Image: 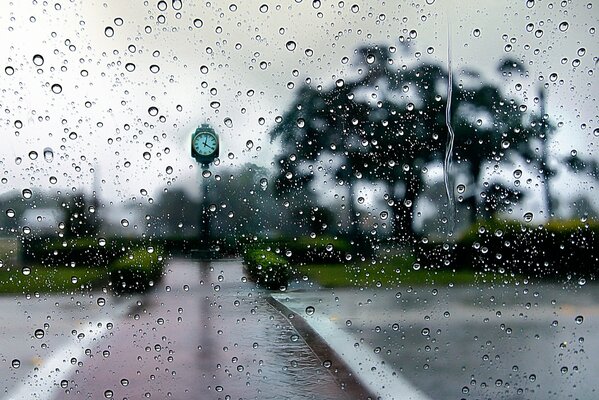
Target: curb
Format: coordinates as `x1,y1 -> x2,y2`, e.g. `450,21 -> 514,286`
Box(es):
266,295 -> 379,400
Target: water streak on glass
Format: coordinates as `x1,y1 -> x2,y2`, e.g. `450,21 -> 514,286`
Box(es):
444,20 -> 456,235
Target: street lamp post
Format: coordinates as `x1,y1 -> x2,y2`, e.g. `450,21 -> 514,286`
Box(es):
191,124 -> 220,252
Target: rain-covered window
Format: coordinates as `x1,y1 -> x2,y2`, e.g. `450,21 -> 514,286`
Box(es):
1,1 -> 597,399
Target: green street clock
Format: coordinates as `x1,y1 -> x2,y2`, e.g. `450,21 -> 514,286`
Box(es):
191,124 -> 219,165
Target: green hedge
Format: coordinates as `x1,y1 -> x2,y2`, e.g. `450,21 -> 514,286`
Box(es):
418,219 -> 599,278
245,236 -> 351,264
243,249 -> 290,290
110,246 -> 165,294
20,236 -> 144,267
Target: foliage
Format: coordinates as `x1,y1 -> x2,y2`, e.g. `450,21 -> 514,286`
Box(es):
109,247 -> 165,294
64,193 -> 100,238
270,45 -> 544,241
20,236 -> 144,267
243,248 -> 290,290
451,219 -> 599,278
0,266 -> 108,294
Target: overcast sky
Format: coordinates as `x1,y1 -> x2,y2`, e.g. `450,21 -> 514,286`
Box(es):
1,0 -> 597,215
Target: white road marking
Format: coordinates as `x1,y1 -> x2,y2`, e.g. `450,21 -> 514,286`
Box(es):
4,301 -> 132,400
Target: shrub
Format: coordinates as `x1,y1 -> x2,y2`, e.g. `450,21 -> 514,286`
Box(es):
418,219 -> 599,278
20,236 -> 143,267
246,236 -> 352,264
243,248 -> 290,290
110,246 -> 165,294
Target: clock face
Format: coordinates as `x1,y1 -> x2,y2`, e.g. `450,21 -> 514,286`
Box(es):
193,132 -> 218,156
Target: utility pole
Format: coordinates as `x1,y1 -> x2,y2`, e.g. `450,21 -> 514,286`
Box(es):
539,88 -> 554,218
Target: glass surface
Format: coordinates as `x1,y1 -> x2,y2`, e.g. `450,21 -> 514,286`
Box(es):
1,1 -> 597,399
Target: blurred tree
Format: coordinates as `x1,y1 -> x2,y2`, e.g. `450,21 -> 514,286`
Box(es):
63,192 -> 99,238
205,163 -> 291,239
480,182 -> 525,219
271,45 -> 539,242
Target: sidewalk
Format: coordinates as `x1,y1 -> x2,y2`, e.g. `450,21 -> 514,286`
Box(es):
59,258 -> 363,400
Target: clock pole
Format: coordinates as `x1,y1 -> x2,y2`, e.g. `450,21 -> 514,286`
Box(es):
191,124 -> 220,256
199,162 -> 211,246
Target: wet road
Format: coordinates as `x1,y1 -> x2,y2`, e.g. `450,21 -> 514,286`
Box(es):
1,259 -> 352,400
274,282 -> 599,400
3,258 -> 598,400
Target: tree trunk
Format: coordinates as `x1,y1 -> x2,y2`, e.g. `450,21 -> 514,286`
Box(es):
388,176 -> 420,244
347,181 -> 360,243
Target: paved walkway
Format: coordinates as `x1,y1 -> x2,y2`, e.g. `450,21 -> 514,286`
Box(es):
58,258 -> 358,400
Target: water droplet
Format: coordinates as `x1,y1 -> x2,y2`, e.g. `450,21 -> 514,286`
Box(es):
143,152 -> 151,160
6,209 -> 15,218
380,211 -> 388,220
49,176 -> 57,184
513,169 -> 522,179
575,315 -> 584,324
193,18 -> 203,28
166,166 -> 173,174
98,238 -> 106,247
32,54 -> 44,66
97,298 -> 105,306
473,29 -> 481,37
456,184 -> 466,194
69,131 -> 78,140
121,378 -> 129,386
286,41 -> 296,51
104,26 -> 114,37
28,151 -> 38,160
259,4 -> 268,13
114,17 -> 123,26
210,101 -> 220,109
43,147 -> 54,162
14,120 -> 23,129
125,63 -> 136,72
259,178 -> 268,190
51,83 -> 62,94
526,0 -> 535,8
366,54 -> 375,64
121,219 -> 129,227
11,359 -> 20,369
104,389 -> 113,399
351,4 -> 359,12
305,306 -> 315,315
421,328 -> 430,336
246,140 -> 254,149
224,117 -> 233,127
578,277 -> 586,286
523,212 -> 533,222
34,329 -> 45,339
22,189 -> 32,199
5,66 -> 15,75
149,64 -> 160,73
559,21 -> 569,32
594,128 -> 599,137
148,106 -> 159,116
